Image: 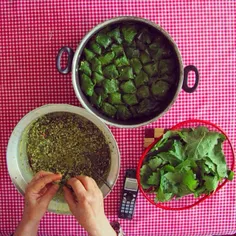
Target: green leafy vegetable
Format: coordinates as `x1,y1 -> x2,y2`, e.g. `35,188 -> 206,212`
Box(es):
148,41 -> 165,61
147,172 -> 160,186
203,175 -> 218,193
120,80 -> 137,94
79,23 -> 179,120
119,67 -> 134,81
156,171 -> 173,202
96,33 -> 112,49
148,157 -> 162,171
137,85 -> 150,99
137,98 -> 158,114
108,27 -> 122,44
111,44 -> 124,57
159,58 -> 176,76
125,47 -> 140,58
130,58 -> 142,75
134,70 -> 149,87
99,52 -> 115,66
140,51 -> 152,64
158,74 -> 176,84
140,164 -> 153,189
79,60 -> 91,76
116,105 -> 132,120
136,40 -> 147,50
81,74 -> 94,96
103,79 -> 119,94
108,92 -> 123,105
89,92 -> 102,107
121,25 -> 137,44
89,41 -> 102,55
129,105 -> 138,117
101,103 -> 117,117
92,72 -> 105,85
228,170 -> 234,180
84,48 -> 95,61
115,55 -> 129,67
95,87 -> 108,101
91,58 -> 103,74
140,126 -> 233,202
143,63 -> 158,77
151,81 -> 170,97
137,29 -> 152,44
182,169 -> 198,191
103,65 -> 119,79
122,94 -> 138,105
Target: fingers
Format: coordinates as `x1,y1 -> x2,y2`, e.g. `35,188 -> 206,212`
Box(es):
63,186 -> 76,209
41,184 -> 59,203
32,174 -> 62,192
76,176 -> 98,191
67,178 -> 86,200
32,171 -> 57,182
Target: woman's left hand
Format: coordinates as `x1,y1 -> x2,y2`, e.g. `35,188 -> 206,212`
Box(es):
14,171 -> 61,236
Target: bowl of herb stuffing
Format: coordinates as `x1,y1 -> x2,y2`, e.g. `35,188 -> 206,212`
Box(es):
7,104 -> 120,214
137,120 -> 234,210
56,16 -> 199,128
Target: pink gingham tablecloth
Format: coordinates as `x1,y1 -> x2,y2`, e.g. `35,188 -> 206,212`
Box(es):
0,1 -> 236,235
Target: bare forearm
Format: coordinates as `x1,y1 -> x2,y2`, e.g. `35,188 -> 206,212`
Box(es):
88,217 -> 116,236
14,217 -> 39,236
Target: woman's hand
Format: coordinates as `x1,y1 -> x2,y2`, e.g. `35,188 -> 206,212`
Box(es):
64,176 -> 116,236
14,171 -> 62,236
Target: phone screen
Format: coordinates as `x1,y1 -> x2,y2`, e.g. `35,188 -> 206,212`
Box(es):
124,178 -> 138,191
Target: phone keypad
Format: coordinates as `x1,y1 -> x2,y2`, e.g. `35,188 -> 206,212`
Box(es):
119,195 -> 137,219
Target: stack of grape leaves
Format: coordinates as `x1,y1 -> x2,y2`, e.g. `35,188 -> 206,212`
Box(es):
140,126 -> 234,202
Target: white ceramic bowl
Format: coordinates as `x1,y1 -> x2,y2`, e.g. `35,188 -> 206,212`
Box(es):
7,104 -> 120,214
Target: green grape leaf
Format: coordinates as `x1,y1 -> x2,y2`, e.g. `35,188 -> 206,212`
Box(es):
122,94 -> 138,106
84,48 -> 95,61
120,80 -> 137,94
134,70 -> 149,87
79,60 -> 92,76
115,55 -> 129,67
103,65 -> 119,79
108,92 -> 123,105
81,74 -> 94,96
130,58 -> 142,75
137,85 -> 150,99
119,66 -> 134,81
99,52 -> 115,66
101,103 -> 117,118
121,24 -> 138,44
103,79 -> 119,94
116,105 -> 132,120
96,33 -> 112,49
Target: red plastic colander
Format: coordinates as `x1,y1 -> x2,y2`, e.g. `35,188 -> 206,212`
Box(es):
137,119 -> 235,210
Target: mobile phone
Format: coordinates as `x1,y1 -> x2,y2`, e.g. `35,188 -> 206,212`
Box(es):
118,169 -> 138,220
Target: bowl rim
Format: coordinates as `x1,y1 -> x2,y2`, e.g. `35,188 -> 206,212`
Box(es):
72,16 -> 184,128
6,104 -> 120,214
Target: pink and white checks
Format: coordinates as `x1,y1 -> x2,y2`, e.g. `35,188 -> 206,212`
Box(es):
0,1 -> 235,235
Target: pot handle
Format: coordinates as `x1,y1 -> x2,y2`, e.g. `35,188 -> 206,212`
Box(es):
56,46 -> 74,74
183,65 -> 199,93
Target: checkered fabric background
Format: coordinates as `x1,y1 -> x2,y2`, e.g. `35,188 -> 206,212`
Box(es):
0,0 -> 236,235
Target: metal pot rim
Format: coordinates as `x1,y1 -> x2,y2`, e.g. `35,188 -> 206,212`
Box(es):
72,16 -> 184,128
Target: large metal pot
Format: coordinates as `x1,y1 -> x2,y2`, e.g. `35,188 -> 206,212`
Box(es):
56,16 -> 199,128
7,104 -> 120,214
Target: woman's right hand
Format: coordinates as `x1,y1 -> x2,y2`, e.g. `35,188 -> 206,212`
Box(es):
63,176 -> 116,236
